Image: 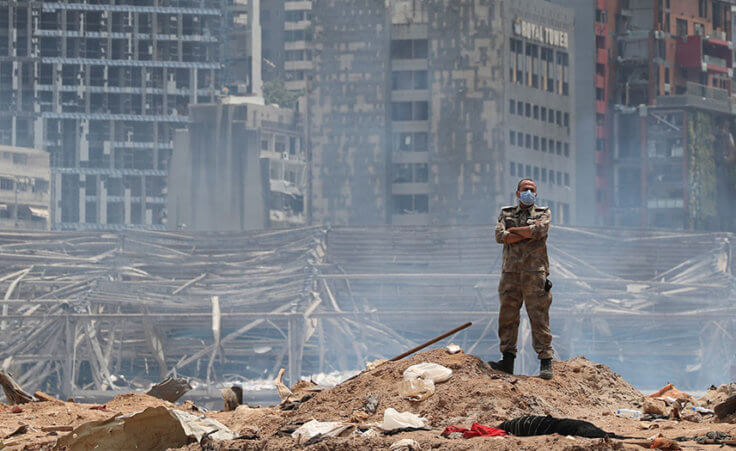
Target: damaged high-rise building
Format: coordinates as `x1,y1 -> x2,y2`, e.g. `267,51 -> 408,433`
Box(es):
308,0 -> 576,226
588,0 -> 736,230
0,1 -> 261,229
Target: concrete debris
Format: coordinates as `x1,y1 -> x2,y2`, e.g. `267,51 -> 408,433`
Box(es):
643,398 -> 667,416
1,349 -> 735,449
55,406 -> 237,450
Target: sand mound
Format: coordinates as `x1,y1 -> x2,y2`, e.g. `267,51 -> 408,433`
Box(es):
284,349 -> 642,427
105,393 -> 177,414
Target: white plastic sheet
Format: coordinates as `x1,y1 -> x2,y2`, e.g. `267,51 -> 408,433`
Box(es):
403,362 -> 452,383
380,408 -> 428,431
398,378 -> 435,401
291,419 -> 351,444
390,438 -> 422,450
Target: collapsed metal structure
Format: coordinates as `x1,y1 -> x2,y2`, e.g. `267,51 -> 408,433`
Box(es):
0,225 -> 734,401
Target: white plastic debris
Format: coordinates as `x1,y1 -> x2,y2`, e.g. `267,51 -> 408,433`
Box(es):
446,343 -> 462,354
366,358 -> 388,371
390,438 -> 422,450
360,428 -> 379,438
291,419 -> 351,444
398,378 -> 435,401
403,363 -> 452,383
380,408 -> 428,431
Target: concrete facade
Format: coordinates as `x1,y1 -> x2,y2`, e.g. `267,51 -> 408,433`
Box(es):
0,1 -> 260,230
504,0 -> 576,224
168,97 -> 305,231
0,145 -> 50,230
601,0 -> 736,230
309,0 -> 575,226
261,0 -> 313,91
549,0 -> 596,225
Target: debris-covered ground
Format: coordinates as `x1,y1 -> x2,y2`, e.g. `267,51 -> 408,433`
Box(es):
1,349 -> 735,450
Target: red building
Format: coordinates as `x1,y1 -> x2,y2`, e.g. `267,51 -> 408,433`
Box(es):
601,0 -> 736,230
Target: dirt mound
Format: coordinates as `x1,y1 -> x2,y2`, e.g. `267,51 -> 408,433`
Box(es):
105,393 -> 176,414
0,400 -> 111,448
283,349 -> 641,428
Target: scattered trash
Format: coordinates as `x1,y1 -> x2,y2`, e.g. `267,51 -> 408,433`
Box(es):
398,378 -> 435,401
403,363 -> 452,383
55,406 -> 237,451
615,408 -> 642,419
279,392 -> 315,411
675,431 -> 733,445
498,415 -> 621,438
34,391 -> 64,404
689,406 -> 713,415
291,419 -> 352,445
360,428 -> 379,438
145,377 -> 192,402
648,384 -> 693,401
441,423 -> 508,438
650,435 -> 682,450
446,344 -> 462,354
4,424 -> 28,439
89,405 -> 111,412
380,408 -> 428,431
41,426 -> 73,433
363,393 -> 379,415
366,359 -> 388,371
389,438 -> 421,450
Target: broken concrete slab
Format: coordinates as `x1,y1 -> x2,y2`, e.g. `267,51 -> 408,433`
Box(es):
54,406 -> 236,450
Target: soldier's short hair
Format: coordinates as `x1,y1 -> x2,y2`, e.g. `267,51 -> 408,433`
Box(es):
517,178 -> 536,191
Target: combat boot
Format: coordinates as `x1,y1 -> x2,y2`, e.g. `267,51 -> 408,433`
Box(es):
489,352 -> 515,374
539,358 -> 553,380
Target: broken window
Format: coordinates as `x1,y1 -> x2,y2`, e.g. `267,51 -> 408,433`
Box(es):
391,40 -> 413,59
676,18 -> 688,37
390,39 -> 428,59
392,194 -> 428,214
413,102 -> 428,120
391,102 -> 412,120
414,70 -> 428,89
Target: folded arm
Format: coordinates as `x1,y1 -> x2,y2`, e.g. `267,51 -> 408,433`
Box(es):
496,213 -> 530,244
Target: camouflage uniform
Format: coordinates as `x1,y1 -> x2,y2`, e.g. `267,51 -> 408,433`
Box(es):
494,204 -> 553,360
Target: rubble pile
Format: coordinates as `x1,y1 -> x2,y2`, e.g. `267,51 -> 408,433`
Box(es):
1,349 -> 735,450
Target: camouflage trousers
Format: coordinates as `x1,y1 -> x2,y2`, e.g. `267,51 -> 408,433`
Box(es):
497,271 -> 554,360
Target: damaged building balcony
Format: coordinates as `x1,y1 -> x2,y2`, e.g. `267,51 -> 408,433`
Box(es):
676,34 -> 733,76
656,81 -> 733,115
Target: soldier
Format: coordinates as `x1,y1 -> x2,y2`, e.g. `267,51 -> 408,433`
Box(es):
489,178 -> 554,380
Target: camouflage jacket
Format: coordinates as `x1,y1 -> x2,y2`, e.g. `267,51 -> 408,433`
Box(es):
494,204 -> 551,273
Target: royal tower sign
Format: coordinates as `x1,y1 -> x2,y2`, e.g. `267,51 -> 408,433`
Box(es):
513,17 -> 569,49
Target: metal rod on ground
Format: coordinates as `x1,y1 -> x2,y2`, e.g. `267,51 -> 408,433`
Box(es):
389,321 -> 473,361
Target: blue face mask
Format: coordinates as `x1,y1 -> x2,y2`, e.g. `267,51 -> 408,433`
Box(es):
519,190 -> 536,206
